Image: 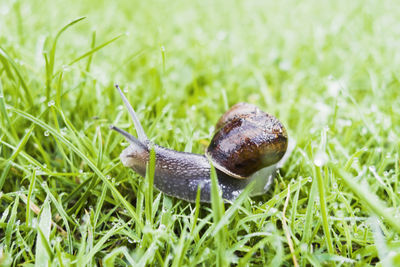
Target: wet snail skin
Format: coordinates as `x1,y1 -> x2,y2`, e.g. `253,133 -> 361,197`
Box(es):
111,85 -> 289,203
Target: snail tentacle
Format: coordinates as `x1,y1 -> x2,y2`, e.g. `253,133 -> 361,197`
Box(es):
115,84 -> 148,142
110,125 -> 140,144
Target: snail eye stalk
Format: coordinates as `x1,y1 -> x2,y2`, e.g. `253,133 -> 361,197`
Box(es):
114,84 -> 148,142
109,125 -> 147,149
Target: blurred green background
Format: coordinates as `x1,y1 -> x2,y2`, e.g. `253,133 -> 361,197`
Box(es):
2,0 -> 400,142
1,0 -> 400,265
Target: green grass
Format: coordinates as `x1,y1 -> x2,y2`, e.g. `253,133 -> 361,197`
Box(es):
1,0 -> 400,265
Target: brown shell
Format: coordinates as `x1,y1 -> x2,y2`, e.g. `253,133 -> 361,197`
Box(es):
206,103 -> 288,179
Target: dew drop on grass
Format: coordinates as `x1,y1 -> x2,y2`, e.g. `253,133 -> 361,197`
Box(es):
44,130 -> 50,136
369,166 -> 376,172
336,210 -> 344,217
314,151 -> 328,167
279,60 -> 292,71
360,127 -> 368,136
369,165 -> 386,186
61,127 -> 67,135
62,65 -> 71,72
300,243 -> 308,252
79,169 -> 83,174
327,80 -> 341,97
47,100 -> 55,107
307,177 -> 313,183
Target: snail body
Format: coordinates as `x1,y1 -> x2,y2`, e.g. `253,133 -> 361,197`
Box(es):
111,85 -> 288,203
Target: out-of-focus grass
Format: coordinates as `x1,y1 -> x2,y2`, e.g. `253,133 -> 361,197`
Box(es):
1,0 -> 400,265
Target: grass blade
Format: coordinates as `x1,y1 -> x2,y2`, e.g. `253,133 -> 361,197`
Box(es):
0,124 -> 34,190
0,80 -> 17,140
35,198 -> 52,266
210,163 -> 228,267
26,169 -> 37,227
45,16 -> 86,99
0,47 -> 33,105
84,223 -> 124,265
315,165 -> 334,254
145,146 -> 156,224
41,182 -> 74,253
5,194 -> 19,251
66,34 -> 124,66
103,247 -> 136,266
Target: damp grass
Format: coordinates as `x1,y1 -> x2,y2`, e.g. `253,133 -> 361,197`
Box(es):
1,0 -> 400,266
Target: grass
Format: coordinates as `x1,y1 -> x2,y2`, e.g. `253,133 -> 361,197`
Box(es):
0,0 -> 400,265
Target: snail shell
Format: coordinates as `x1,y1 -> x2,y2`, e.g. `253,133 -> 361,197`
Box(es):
111,85 -> 288,203
207,102 -> 288,179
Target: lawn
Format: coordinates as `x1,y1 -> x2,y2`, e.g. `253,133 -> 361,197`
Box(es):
1,0 -> 400,266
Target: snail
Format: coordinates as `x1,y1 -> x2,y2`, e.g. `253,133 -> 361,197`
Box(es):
110,85 -> 289,203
